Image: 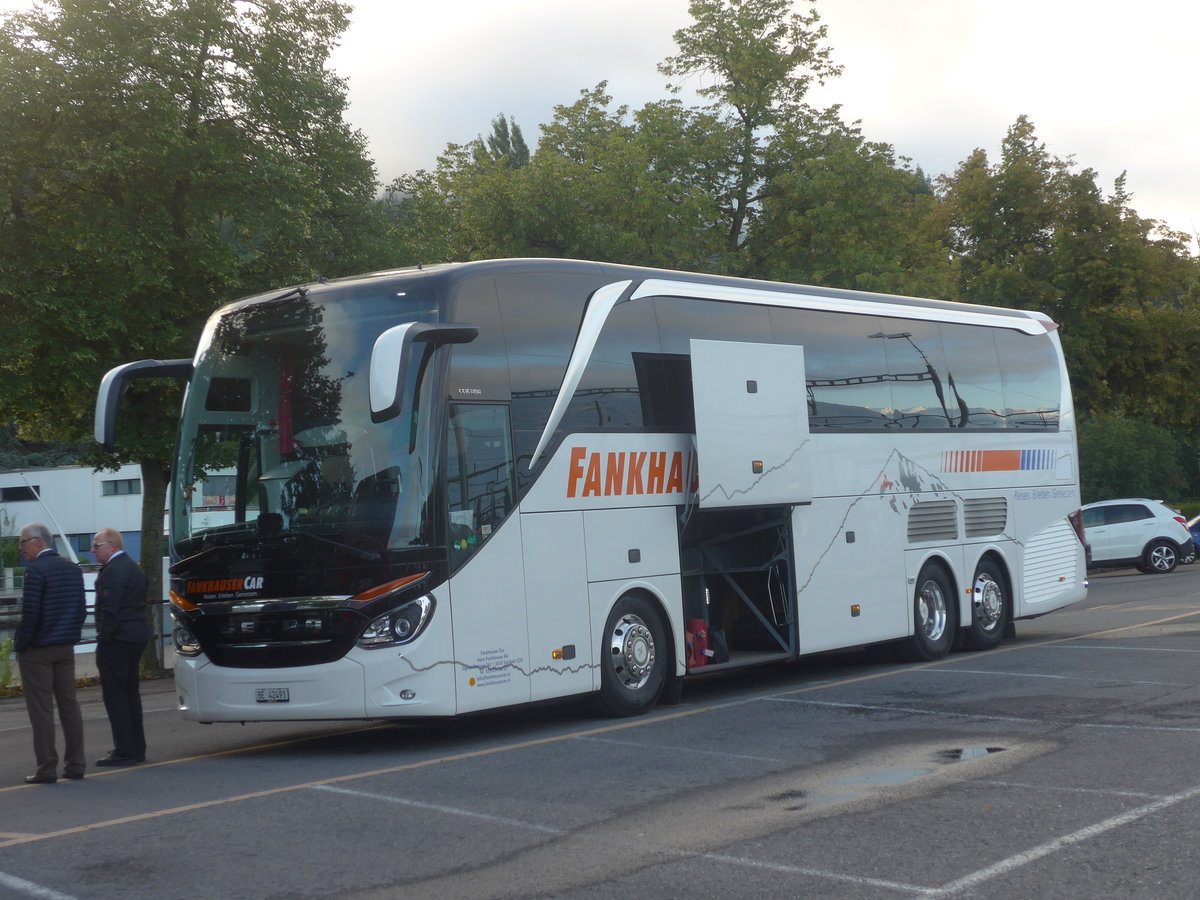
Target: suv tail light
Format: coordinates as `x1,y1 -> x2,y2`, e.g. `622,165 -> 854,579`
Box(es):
1174,515 -> 1187,527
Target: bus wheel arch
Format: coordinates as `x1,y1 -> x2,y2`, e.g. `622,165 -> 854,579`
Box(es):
964,553 -> 1011,651
897,559 -> 957,662
591,590 -> 672,717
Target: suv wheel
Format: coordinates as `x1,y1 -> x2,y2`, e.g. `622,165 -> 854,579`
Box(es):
1139,539 -> 1179,574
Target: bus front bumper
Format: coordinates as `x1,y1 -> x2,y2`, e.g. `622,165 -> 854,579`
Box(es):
173,646 -> 458,721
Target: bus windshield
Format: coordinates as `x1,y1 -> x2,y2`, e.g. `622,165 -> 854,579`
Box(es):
172,285 -> 440,586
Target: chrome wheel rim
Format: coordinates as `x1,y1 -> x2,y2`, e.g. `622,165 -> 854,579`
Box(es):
608,614 -> 655,690
917,579 -> 948,641
973,573 -> 1004,633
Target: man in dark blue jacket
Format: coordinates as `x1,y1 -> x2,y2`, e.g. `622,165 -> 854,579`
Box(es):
92,528 -> 150,766
16,522 -> 87,784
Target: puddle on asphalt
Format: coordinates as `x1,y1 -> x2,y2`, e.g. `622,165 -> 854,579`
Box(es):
832,767 -> 933,787
939,747 -> 1006,762
806,792 -> 858,808
781,747 -> 1009,809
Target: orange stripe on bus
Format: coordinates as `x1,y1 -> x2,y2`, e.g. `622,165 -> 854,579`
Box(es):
980,450 -> 1022,471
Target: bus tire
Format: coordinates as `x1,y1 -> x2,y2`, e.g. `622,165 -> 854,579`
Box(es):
592,594 -> 668,717
964,559 -> 1009,651
897,563 -> 956,662
659,674 -> 684,706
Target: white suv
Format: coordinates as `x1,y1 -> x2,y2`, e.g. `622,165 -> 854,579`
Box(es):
1081,498 -> 1192,574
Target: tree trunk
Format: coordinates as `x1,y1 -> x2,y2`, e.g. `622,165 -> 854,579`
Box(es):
138,458 -> 171,675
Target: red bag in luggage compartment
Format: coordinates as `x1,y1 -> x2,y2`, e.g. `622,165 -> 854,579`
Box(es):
685,618 -> 711,668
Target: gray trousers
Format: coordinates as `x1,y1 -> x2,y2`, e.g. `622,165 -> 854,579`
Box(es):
18,643 -> 86,779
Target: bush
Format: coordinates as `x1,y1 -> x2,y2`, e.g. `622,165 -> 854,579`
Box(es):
0,637 -> 12,692
1,537 -> 17,569
1078,414 -> 1187,504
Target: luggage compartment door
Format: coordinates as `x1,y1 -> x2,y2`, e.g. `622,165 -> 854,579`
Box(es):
691,339 -> 811,508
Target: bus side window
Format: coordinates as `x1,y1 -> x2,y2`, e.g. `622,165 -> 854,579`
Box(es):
447,404 -> 515,566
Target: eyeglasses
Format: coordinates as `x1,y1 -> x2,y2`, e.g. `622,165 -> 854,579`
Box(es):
18,537 -> 37,545
91,541 -> 113,550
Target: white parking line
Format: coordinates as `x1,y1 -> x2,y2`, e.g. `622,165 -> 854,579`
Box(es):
976,780 -> 1159,800
577,735 -> 785,763
311,784 -> 564,834
0,705 -> 178,735
767,696 -> 1045,725
1055,644 -> 1200,654
0,870 -> 78,900
914,667 -> 1187,686
698,852 -> 926,894
1077,721 -> 1200,734
925,783 -> 1200,896
917,668 -> 1077,680
771,697 -> 1200,733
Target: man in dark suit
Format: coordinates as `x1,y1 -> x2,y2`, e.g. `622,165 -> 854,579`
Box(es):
15,522 -> 87,784
92,528 -> 150,767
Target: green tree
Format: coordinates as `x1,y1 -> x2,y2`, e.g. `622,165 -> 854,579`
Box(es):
936,116 -> 1200,442
1078,414 -> 1187,503
0,426 -> 82,471
658,0 -> 841,258
0,0 -> 387,665
387,89 -> 727,269
938,116 -> 1062,311
484,114 -> 531,168
518,87 -> 727,267
751,110 -> 957,296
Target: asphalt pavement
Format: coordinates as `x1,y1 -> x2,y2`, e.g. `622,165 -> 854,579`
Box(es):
4,565 -> 1200,898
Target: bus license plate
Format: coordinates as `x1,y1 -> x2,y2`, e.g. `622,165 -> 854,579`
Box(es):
255,687 -> 290,703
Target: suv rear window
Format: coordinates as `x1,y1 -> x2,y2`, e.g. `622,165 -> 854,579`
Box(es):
1107,504 -> 1151,524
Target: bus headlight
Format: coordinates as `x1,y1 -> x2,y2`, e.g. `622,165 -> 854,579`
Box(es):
173,622 -> 202,657
358,595 -> 435,649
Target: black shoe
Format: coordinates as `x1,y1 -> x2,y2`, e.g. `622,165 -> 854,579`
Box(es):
63,771 -> 85,780
24,774 -> 56,784
95,753 -> 137,767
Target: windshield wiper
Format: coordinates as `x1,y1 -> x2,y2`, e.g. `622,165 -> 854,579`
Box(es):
287,530 -> 380,561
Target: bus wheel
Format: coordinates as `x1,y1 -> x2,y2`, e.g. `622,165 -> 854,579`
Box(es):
897,564 -> 956,662
592,594 -> 667,717
964,561 -> 1009,651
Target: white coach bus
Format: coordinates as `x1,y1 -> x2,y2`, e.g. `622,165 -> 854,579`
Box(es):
95,259 -> 1087,721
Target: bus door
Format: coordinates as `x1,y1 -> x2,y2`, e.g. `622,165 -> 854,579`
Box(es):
444,403 -> 531,713
690,339 -> 811,509
687,339 -> 810,660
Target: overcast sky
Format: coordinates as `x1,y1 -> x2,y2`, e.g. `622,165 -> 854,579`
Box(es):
3,0 -> 1195,243
329,0 -> 1198,244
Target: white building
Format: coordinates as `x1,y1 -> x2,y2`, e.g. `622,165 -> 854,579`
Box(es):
1,463 -> 147,564
1,463 -> 181,669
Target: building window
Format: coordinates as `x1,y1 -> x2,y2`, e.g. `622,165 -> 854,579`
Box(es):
102,478 -> 141,497
196,474 -> 236,509
1,486 -> 39,502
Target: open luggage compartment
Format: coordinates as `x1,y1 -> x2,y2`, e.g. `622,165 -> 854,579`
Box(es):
679,506 -> 795,671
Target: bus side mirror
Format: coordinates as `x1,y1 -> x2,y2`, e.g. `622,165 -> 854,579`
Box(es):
369,323 -> 478,424
95,359 -> 194,451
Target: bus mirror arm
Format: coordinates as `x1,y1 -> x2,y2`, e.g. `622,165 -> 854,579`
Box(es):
370,323 -> 479,425
94,358 -> 194,451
